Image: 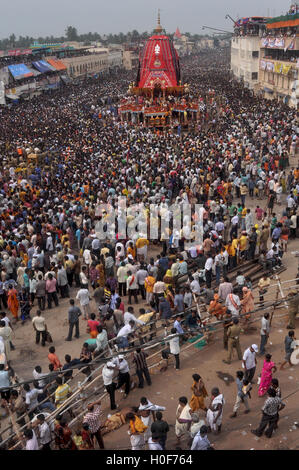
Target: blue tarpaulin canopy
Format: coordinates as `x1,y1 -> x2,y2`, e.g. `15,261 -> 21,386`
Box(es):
32,60 -> 56,73
8,64 -> 34,79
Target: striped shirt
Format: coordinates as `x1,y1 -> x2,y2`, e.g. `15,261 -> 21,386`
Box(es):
55,383 -> 70,406
133,351 -> 148,370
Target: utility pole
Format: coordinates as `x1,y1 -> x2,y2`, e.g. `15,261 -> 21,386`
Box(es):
225,14 -> 238,27
202,26 -> 232,34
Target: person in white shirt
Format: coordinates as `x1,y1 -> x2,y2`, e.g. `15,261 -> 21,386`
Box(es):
24,428 -> 39,450
191,425 -> 213,450
124,307 -> 145,326
115,355 -> 131,398
79,267 -> 89,288
91,237 -> 100,254
76,288 -> 91,319
162,328 -> 180,370
287,195 -> 296,209
24,383 -> 44,420
231,215 -> 239,226
46,234 -> 54,252
83,249 -> 92,267
126,271 -> 139,305
171,259 -> 180,277
188,246 -> 198,259
204,256 -> 214,288
148,435 -> 163,450
93,326 -> 108,356
290,213 -> 297,238
32,366 -> 47,388
117,321 -> 135,349
268,179 -> 275,192
242,344 -> 258,383
260,312 -> 270,355
275,184 -> 282,205
34,414 -> 52,450
190,277 -> 201,295
136,266 -> 148,300
44,267 -> 57,281
117,262 -> 128,297
102,361 -> 118,410
225,290 -> 241,317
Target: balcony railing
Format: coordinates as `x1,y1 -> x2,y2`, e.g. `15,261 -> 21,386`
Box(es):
260,57 -> 296,75
260,35 -> 299,50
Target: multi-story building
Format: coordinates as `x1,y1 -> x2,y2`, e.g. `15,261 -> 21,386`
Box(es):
230,17 -> 268,90
196,38 -> 214,50
62,49 -> 108,78
108,46 -> 123,70
258,11 -> 299,107
123,49 -> 139,70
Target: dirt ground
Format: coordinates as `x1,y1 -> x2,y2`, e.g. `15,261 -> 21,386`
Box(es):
3,155 -> 299,450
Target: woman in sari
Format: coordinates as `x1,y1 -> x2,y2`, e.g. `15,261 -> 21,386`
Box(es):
281,172 -> 287,193
241,287 -> 254,329
165,285 -> 175,309
163,269 -> 173,291
258,354 -> 277,397
189,374 -> 208,412
89,263 -> 100,289
175,396 -> 192,446
96,259 -> 106,288
206,387 -> 225,434
7,285 -> 19,322
54,418 -> 77,450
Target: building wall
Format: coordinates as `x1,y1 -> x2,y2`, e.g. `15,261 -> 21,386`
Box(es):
258,56 -> 298,108
108,49 -> 123,69
197,38 -> 214,49
231,36 -> 261,89
62,52 -> 108,77
123,50 -> 139,70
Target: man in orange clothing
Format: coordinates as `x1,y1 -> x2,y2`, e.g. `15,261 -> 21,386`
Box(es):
144,272 -> 156,305
208,294 -> 227,319
48,346 -> 62,370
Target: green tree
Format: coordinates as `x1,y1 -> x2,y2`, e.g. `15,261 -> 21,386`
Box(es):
9,33 -> 16,46
65,26 -> 78,41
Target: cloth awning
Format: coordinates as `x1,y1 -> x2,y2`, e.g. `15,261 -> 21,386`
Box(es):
5,93 -> 20,100
8,64 -> 34,79
46,58 -> 67,71
32,60 -> 56,73
27,67 -> 41,77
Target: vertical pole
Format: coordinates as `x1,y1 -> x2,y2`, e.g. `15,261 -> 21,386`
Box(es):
269,280 -> 280,327
276,275 -> 289,310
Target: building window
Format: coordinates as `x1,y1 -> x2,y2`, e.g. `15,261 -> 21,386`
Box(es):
252,72 -> 258,80
252,51 -> 259,58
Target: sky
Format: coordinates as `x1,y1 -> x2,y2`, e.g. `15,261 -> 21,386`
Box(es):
0,0 -> 291,39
